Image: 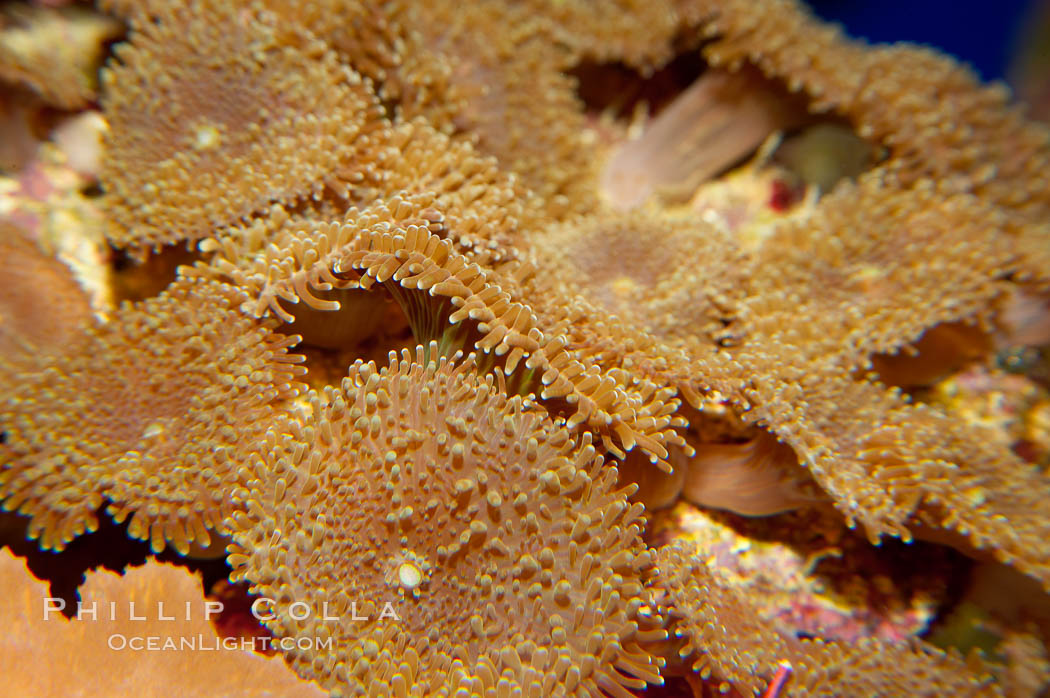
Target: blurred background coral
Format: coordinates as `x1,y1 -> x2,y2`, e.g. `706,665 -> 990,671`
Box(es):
810,0 -> 1050,119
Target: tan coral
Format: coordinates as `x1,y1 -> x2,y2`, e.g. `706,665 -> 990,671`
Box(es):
0,549 -> 325,697
515,207 -> 747,464
361,1 -> 600,216
682,0 -> 1050,294
259,0 -> 404,90
6,0 -> 1050,693
195,193 -> 685,467
226,346 -> 665,697
680,175 -> 1050,585
656,541 -> 1000,697
0,277 -> 305,554
329,214 -> 687,465
0,222 -> 93,362
198,113 -> 535,278
505,0 -> 688,70
238,0 -> 600,217
524,207 -> 747,348
0,4 -> 122,109
518,157 -> 1050,585
680,431 -> 823,517
691,0 -> 1050,222
339,117 -> 536,258
518,216 -> 824,515
724,176 -> 1019,371
259,0 -> 459,135
99,0 -> 385,249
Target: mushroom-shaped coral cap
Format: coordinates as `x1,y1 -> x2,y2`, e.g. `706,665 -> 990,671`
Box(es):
0,222 -> 93,362
0,4 -> 122,109
525,208 -> 745,346
0,277 -> 306,554
99,0 -> 382,249
655,541 -> 1001,697
227,345 -> 665,697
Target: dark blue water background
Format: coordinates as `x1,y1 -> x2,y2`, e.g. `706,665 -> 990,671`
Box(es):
806,0 -> 1036,80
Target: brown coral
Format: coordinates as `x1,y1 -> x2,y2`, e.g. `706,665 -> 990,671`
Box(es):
519,153 -> 1050,584
99,0 -> 384,249
0,221 -> 93,363
692,0 -> 1050,222
4,0 -> 1050,694
523,207 -> 746,348
656,541 -> 999,696
0,4 -> 121,109
196,193 -> 686,467
0,277 -> 305,553
227,346 -> 664,696
372,1 -> 598,215
689,176 -> 1050,584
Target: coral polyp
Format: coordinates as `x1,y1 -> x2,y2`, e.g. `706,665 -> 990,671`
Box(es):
0,0 -> 1048,695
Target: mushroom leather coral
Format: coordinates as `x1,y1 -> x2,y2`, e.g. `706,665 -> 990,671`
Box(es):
99,0 -> 385,249
196,194 -> 686,469
516,172 -> 1050,585
0,222 -> 93,363
693,176 -> 1050,583
692,0 -> 1050,222
227,346 -> 665,697
3,0 -> 1050,695
0,4 -> 121,109
656,541 -> 1000,696
0,278 -> 306,554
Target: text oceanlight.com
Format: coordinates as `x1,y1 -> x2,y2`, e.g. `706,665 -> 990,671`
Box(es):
106,634 -> 334,652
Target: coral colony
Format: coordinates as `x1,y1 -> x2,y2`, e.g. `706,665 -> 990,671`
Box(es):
1,0 -> 1049,696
